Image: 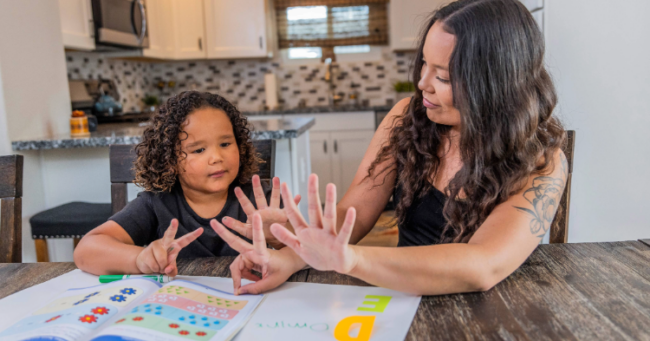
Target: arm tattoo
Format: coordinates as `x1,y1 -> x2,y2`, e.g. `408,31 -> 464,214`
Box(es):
514,154 -> 568,240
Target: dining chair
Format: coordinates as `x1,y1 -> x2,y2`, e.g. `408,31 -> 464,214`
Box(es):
0,155 -> 23,263
110,139 -> 277,214
550,130 -> 575,244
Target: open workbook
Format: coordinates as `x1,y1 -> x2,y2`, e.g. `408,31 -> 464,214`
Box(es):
0,278 -> 264,341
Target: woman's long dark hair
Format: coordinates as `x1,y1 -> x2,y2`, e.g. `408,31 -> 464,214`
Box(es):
368,0 -> 565,243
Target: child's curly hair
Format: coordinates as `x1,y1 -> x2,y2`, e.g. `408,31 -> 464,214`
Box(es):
134,91 -> 260,192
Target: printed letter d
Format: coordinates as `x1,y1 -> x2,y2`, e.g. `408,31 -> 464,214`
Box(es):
334,315 -> 376,341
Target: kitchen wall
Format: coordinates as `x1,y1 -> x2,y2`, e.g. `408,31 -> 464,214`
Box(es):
0,0 -> 72,262
65,47 -> 416,113
65,53 -> 150,113
546,0 -> 650,242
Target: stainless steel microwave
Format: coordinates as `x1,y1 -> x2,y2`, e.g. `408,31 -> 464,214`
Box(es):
92,0 -> 149,49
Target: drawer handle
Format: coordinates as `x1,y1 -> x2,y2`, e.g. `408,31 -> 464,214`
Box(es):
323,141 -> 327,153
334,140 -> 338,153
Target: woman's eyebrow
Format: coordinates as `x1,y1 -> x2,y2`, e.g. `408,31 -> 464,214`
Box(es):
422,56 -> 448,71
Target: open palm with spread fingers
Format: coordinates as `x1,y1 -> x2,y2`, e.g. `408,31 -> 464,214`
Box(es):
135,219 -> 203,277
211,213 -> 304,295
270,174 -> 359,274
221,175 -> 300,249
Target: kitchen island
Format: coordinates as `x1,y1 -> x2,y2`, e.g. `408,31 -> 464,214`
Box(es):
12,117 -> 314,262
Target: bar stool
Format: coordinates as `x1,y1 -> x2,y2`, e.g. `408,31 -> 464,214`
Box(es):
30,202 -> 112,262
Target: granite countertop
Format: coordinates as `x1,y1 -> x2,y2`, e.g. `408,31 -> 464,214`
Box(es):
244,105 -> 392,116
12,117 -> 315,151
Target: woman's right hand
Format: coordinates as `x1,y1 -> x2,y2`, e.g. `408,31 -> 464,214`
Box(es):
135,219 -> 203,277
211,213 -> 306,295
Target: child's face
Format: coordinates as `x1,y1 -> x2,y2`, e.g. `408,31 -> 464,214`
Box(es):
177,107 -> 240,195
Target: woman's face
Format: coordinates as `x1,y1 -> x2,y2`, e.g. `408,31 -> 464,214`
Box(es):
177,107 -> 240,195
418,21 -> 461,129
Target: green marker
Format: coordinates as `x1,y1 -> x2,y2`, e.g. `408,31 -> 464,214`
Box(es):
99,274 -> 174,284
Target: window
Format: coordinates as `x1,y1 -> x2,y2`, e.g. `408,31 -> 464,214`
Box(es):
288,47 -> 323,59
287,45 -> 371,60
275,0 -> 388,51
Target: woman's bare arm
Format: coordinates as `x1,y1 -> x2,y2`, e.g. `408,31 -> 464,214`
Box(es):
335,97 -> 410,243
346,150 -> 569,295
273,147 -> 568,295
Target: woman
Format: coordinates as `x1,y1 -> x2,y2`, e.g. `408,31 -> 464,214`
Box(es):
211,0 -> 567,295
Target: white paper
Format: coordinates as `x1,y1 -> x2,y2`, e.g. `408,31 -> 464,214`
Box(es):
0,270 -> 421,341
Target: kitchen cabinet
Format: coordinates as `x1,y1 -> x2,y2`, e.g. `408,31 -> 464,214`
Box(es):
390,0 -> 449,51
330,130 -> 376,199
58,0 -> 95,51
142,0 -> 205,60
390,0 -> 543,51
531,9 -> 544,33
170,0 -> 207,59
520,0 -> 543,11
309,131 -> 335,201
293,112 -> 375,202
142,0 -> 175,59
203,0 -> 274,59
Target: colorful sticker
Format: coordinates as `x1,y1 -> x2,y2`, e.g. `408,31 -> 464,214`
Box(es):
156,286 -> 247,310
0,304 -> 118,337
129,303 -> 228,331
35,286 -> 144,315
115,314 -> 216,340
145,294 -> 239,320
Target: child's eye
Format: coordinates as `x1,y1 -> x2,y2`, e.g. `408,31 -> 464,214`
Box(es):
192,148 -> 205,154
220,143 -> 231,148
436,76 -> 450,84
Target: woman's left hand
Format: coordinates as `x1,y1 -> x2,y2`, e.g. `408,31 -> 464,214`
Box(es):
270,174 -> 359,274
211,213 -> 305,295
222,175 -> 300,250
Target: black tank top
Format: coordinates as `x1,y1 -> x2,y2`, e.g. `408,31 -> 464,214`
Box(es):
394,184 -> 448,246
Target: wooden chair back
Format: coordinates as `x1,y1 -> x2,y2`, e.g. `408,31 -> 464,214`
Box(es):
109,139 -> 276,214
550,130 -> 575,244
0,155 -> 23,263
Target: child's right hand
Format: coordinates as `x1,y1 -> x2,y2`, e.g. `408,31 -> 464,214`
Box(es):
135,219 -> 203,277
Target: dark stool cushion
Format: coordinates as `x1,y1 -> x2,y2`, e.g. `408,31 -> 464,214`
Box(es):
30,202 -> 112,239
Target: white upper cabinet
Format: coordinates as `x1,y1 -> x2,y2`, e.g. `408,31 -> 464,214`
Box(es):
142,0 -> 175,59
203,0 -> 272,59
390,0 -> 450,51
520,0 -> 544,12
170,0 -> 207,59
58,0 -> 95,51
531,9 -> 544,33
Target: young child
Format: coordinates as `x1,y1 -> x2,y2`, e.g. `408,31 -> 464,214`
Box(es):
74,91 -> 293,277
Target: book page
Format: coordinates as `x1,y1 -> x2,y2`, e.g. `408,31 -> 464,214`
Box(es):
0,278 -> 162,341
90,280 -> 264,341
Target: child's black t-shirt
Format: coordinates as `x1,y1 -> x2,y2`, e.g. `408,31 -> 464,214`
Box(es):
109,180 -> 271,258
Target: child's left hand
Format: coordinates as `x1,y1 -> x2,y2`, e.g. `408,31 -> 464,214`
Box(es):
222,175 -> 300,249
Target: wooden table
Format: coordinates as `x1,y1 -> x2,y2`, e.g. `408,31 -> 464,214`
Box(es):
1,241 -> 649,340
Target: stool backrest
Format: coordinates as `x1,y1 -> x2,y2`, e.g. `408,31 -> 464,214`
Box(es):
109,139 -> 276,215
550,130 -> 575,244
0,155 -> 23,263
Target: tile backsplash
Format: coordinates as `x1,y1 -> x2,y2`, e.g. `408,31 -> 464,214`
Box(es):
65,47 -> 416,113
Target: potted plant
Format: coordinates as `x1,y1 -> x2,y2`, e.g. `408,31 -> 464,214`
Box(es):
393,81 -> 416,102
141,94 -> 160,114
